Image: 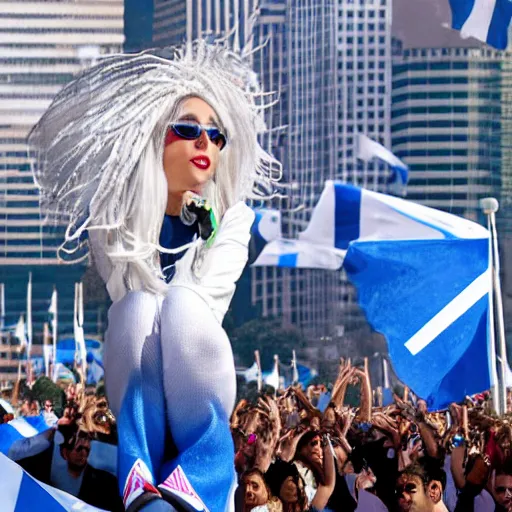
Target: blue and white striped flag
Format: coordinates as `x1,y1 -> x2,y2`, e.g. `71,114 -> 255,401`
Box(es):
0,453 -> 107,512
254,181 -> 491,409
0,416 -> 50,456
357,133 -> 409,196
449,0 -> 512,50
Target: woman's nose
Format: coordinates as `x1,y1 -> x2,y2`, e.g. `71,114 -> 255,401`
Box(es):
195,130 -> 208,149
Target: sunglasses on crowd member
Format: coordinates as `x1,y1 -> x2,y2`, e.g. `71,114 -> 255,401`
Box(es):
169,122 -> 227,151
496,486 -> 512,495
395,482 -> 419,497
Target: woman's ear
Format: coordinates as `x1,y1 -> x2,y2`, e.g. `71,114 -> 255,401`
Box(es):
427,480 -> 442,504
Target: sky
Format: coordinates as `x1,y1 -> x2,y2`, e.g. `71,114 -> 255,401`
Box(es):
392,0 -> 481,49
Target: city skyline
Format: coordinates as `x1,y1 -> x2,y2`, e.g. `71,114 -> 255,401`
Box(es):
0,0 -> 510,349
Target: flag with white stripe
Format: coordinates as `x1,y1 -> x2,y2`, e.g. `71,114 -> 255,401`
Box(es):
0,453 -> 107,512
449,0 -> 512,50
253,181 -> 491,409
0,417 -> 50,456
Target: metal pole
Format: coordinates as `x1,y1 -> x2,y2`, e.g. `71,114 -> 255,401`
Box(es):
481,198 -> 501,415
490,210 -> 509,414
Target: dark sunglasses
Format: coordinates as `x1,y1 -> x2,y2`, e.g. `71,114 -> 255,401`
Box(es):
395,483 -> 418,497
170,122 -> 227,150
496,486 -> 512,494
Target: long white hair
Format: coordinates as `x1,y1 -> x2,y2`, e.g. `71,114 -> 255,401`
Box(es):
29,41 -> 281,301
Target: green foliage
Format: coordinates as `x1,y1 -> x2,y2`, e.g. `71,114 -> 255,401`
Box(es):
230,317 -> 307,370
31,377 -> 66,416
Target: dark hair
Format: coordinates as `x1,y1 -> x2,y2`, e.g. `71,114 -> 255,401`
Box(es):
265,459 -> 308,511
398,463 -> 429,488
296,430 -> 321,455
496,457 -> 512,478
59,424 -> 91,451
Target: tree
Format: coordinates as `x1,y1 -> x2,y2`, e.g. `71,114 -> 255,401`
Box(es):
230,317 -> 307,370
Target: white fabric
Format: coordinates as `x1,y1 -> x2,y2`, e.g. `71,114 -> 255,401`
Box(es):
460,0 -> 497,41
170,202 -> 254,323
357,133 -> 407,169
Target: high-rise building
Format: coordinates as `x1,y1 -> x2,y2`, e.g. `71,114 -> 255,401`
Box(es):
250,0 -> 393,338
125,0 -> 393,339
391,43 -> 512,344
153,0 -> 259,50
0,1 -> 124,341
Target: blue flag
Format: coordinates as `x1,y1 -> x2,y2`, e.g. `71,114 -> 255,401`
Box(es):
449,0 -> 512,50
253,182 -> 492,410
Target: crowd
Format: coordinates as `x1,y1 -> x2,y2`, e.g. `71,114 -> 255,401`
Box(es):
231,359 -> 512,512
2,359 -> 512,512
0,377 -> 123,511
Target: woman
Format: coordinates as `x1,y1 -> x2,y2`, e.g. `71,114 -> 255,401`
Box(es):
29,41 -> 280,512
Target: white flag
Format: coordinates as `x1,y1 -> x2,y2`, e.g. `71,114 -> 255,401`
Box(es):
48,289 -> 57,316
14,315 -> 27,347
265,355 -> 280,391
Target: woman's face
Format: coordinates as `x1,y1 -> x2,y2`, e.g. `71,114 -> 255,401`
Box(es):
280,476 -> 301,504
163,97 -> 223,204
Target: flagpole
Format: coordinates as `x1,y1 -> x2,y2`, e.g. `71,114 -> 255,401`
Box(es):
26,272 -> 32,362
487,200 -> 508,414
254,350 -> 262,392
51,286 -> 58,381
43,322 -> 50,378
480,198 -> 501,415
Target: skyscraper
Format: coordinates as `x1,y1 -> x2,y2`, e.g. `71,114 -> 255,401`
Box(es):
125,0 -> 393,339
0,1 -> 124,337
153,0 -> 259,50
391,43 -> 512,344
251,0 -> 393,338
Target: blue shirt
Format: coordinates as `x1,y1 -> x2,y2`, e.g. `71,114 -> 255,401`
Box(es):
159,215 -> 198,283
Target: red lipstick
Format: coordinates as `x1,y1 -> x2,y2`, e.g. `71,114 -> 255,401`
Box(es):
190,155 -> 211,170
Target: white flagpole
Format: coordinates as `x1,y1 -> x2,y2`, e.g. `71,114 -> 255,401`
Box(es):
74,283 -> 79,371
488,201 -> 509,413
255,350 -> 262,392
480,198 -> 501,415
383,356 -> 390,389
292,350 -> 299,385
43,322 -> 50,378
50,287 -> 58,381
26,272 -> 32,361
78,282 -> 86,377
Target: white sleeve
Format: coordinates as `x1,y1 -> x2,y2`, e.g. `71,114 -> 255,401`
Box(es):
170,201 -> 255,323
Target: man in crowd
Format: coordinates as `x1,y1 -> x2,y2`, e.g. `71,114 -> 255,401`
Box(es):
16,423 -> 123,511
395,464 -> 446,512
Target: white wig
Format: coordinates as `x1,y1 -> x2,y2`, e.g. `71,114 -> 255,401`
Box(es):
29,40 -> 281,300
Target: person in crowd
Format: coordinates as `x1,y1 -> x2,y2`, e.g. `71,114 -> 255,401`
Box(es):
243,468 -> 282,512
395,463 -> 445,512
42,398 -> 59,427
15,423 -> 123,511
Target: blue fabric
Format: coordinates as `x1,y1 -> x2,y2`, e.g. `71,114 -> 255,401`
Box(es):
15,473 -> 67,512
487,0 -> 512,49
449,0 -> 512,50
449,0 -> 475,29
0,416 -> 50,456
159,215 -> 197,282
278,253 -> 298,267
344,237 -> 490,410
160,401 -> 235,512
334,184 -> 361,250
